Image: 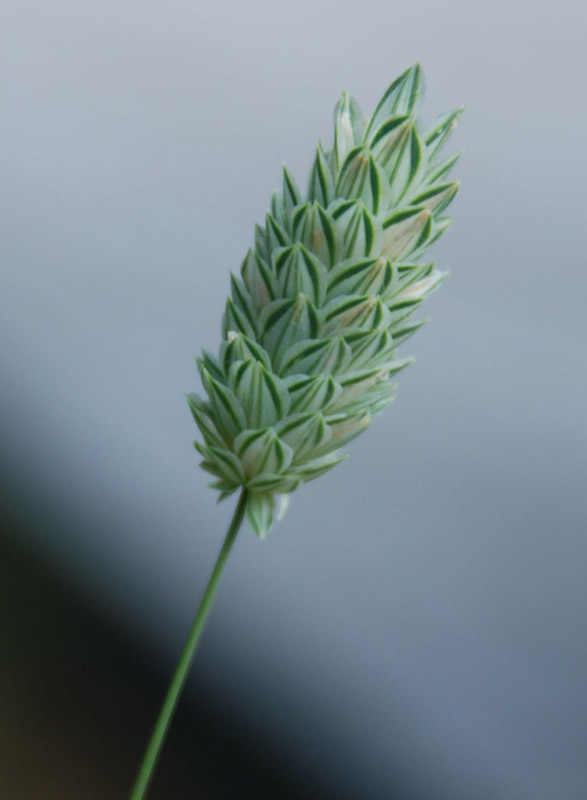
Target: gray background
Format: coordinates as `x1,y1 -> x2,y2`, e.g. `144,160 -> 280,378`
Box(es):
2,1 -> 586,798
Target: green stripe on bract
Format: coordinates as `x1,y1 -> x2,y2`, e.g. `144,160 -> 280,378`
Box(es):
289,452 -> 348,481
334,92 -> 365,171
246,492 -> 275,538
220,332 -> 272,375
365,64 -> 425,141
201,369 -> 247,443
194,442 -> 244,484
241,250 -> 276,311
190,65 -> 462,535
235,428 -> 293,478
424,107 -> 464,161
247,474 -> 299,493
265,213 -> 289,251
229,360 -> 290,429
283,166 -> 301,224
307,144 -> 335,207
273,244 -> 327,306
276,412 -> 332,462
344,330 -> 396,370
279,336 -> 351,377
410,181 -> 459,217
285,373 -> 342,414
327,257 -> 392,299
323,295 -> 390,335
260,295 -> 320,366
222,298 -> 256,339
332,201 -> 381,258
381,207 -> 432,260
292,204 -> 337,268
425,151 -> 461,184
187,393 -> 228,449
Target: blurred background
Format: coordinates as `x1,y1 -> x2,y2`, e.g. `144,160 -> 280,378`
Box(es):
2,1 -> 586,798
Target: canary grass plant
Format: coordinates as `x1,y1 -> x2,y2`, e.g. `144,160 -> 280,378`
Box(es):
130,64 -> 462,799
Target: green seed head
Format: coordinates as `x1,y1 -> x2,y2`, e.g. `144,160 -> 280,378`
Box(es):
188,64 -> 462,536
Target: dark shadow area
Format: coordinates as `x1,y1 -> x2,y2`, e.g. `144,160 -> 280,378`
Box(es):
0,514 -> 334,800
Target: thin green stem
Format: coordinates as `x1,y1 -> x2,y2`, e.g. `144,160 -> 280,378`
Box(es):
129,487 -> 248,800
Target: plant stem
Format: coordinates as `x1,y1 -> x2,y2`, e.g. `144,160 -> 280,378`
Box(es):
129,487 -> 248,800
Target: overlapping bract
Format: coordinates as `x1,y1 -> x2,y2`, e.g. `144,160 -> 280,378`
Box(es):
189,65 -> 462,536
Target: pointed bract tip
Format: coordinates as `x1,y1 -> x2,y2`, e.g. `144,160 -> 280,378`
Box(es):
404,62 -> 423,79
277,493 -> 290,521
